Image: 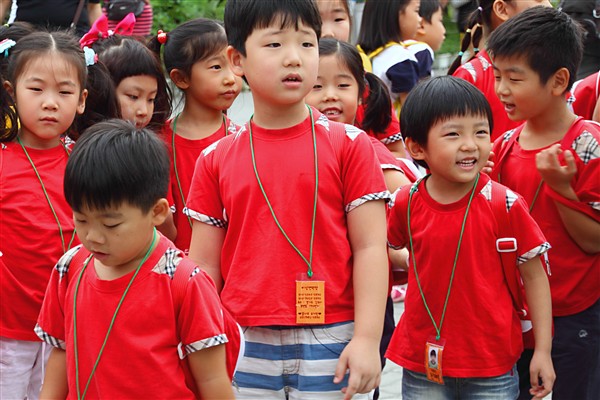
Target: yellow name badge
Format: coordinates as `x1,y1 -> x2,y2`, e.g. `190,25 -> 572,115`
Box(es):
295,279 -> 325,324
425,337 -> 446,385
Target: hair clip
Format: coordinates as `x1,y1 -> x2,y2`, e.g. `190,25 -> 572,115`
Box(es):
458,51 -> 464,57
83,46 -> 98,66
465,28 -> 471,33
0,39 -> 16,58
473,47 -> 479,53
157,30 -> 167,44
477,6 -> 483,12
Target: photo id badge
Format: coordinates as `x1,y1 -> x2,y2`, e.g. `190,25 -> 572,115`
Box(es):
295,273 -> 325,324
425,336 -> 446,385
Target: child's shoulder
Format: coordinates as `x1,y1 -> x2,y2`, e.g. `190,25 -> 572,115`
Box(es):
567,118 -> 600,164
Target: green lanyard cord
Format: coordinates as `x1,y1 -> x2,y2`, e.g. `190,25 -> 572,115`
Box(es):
248,106 -> 318,278
172,114 -> 228,230
73,228 -> 158,400
407,173 -> 480,340
16,136 -> 76,253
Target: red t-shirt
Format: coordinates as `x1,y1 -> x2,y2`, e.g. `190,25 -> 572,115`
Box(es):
0,141 -> 79,341
492,121 -> 600,316
453,50 -> 523,141
386,174 -> 549,377
161,117 -> 239,254
36,235 -> 228,399
186,109 -> 388,326
569,71 -> 599,121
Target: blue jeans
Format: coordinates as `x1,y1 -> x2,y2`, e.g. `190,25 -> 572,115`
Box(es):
402,366 -> 519,400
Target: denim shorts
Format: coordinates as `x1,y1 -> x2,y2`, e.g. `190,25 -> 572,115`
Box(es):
402,365 -> 519,400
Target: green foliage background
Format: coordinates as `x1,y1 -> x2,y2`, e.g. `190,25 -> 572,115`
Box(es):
152,0 -> 227,32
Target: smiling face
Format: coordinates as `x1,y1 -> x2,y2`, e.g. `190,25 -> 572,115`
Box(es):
12,54 -> 86,149
229,15 -> 319,119
115,74 -> 157,129
408,113 -> 491,195
316,0 -> 351,41
305,54 -> 359,125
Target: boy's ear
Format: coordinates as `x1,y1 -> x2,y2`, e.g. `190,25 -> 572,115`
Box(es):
492,0 -> 510,23
405,137 -> 426,162
549,67 -> 570,95
226,45 -> 245,78
77,89 -> 88,115
169,69 -> 190,90
417,19 -> 427,37
151,198 -> 171,226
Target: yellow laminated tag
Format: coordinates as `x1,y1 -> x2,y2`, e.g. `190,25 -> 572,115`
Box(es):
295,279 -> 325,324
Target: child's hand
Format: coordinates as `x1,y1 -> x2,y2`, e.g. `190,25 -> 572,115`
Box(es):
536,144 -> 577,198
481,150 -> 495,175
333,336 -> 381,400
528,350 -> 555,399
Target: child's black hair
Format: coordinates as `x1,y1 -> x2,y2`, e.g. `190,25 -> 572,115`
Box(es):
419,0 -> 442,23
318,38 -> 392,134
357,0 -> 414,54
93,35 -> 172,132
224,0 -> 322,56
447,0 -> 497,75
487,6 -> 583,92
401,76 -> 493,168
64,119 -> 170,214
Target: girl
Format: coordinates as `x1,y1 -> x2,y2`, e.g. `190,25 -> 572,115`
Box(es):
448,0 -> 551,140
148,18 -> 242,254
357,0 -> 422,116
0,31 -> 87,399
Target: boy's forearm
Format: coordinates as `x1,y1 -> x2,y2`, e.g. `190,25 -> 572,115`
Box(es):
519,257 -> 553,353
554,201 -> 600,254
39,348 -> 68,400
188,221 -> 226,292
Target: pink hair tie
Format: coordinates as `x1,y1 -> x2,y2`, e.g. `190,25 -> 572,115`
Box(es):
157,30 -> 167,44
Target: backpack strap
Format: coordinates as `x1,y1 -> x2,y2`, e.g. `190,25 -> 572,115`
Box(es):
171,256 -> 196,322
489,182 -> 527,321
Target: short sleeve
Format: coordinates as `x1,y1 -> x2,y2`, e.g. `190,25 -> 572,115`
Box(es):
387,185 -> 411,250
386,60 -> 419,94
505,193 -> 551,264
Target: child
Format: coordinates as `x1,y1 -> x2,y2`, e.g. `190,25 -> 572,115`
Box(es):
148,18 -> 242,254
36,119 -> 235,399
357,0 -> 421,116
387,75 -> 555,399
569,70 -> 599,122
403,0 -> 446,80
488,7 -> 600,399
187,0 -> 390,398
448,0 -> 551,141
315,0 -> 351,41
0,30 -> 87,399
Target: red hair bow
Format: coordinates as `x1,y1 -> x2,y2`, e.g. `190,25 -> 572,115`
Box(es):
79,13 -> 136,48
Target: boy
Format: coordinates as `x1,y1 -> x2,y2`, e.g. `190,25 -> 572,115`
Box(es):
186,0 -> 390,398
35,120 -> 235,399
404,0 -> 447,79
488,6 -> 600,399
387,76 -> 555,399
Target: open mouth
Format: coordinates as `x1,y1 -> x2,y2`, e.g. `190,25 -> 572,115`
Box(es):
457,159 -> 477,168
322,108 -> 342,117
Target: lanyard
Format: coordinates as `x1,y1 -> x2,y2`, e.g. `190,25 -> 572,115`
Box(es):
407,173 -> 480,340
16,136 -> 76,253
248,106 -> 318,278
73,228 -> 158,400
172,114 -> 228,229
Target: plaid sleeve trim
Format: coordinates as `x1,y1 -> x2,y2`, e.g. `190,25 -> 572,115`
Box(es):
184,207 -> 227,228
517,242 -> 551,265
56,245 -> 84,280
571,131 -> 599,165
346,191 -> 391,213
380,133 -> 404,145
381,163 -> 403,171
34,324 -> 65,350
178,333 -> 229,359
387,241 -> 403,250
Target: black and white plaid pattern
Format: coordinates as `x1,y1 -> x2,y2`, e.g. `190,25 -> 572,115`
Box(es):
56,245 -> 84,280
345,191 -> 391,213
571,130 -> 599,165
381,133 -> 404,145
178,333 -> 229,359
183,207 -> 227,228
517,242 -> 551,265
34,324 -> 65,350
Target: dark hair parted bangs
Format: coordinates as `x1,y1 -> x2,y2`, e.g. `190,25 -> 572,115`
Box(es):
357,0 -> 412,53
225,0 -> 321,56
487,6 -> 583,91
400,76 -> 493,148
64,119 -> 170,214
